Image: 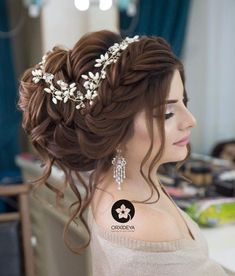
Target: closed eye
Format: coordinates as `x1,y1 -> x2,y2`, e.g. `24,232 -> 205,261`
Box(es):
153,97 -> 189,120
165,112 -> 174,120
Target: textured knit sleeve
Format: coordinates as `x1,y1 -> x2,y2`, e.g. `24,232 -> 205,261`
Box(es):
90,236 -> 228,276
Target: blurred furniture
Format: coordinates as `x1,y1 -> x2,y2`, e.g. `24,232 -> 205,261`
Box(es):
0,221 -> 21,276
0,184 -> 35,276
15,153 -> 92,276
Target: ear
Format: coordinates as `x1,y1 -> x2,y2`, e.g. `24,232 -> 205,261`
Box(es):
118,143 -> 128,155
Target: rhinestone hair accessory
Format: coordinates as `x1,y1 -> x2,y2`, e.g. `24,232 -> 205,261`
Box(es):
31,35 -> 139,110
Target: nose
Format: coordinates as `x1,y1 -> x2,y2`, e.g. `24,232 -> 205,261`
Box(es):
179,108 -> 197,130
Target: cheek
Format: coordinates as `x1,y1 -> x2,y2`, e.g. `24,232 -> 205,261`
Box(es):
129,120 -> 152,160
164,123 -> 175,145
134,117 -> 150,142
158,124 -> 175,159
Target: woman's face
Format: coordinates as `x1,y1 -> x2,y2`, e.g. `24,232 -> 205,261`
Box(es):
125,70 -> 197,168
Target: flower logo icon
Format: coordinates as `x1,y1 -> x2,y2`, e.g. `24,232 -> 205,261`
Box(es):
116,204 -> 131,219
111,199 -> 135,223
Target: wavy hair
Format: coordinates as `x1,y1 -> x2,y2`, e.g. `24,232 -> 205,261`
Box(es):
17,30 -> 190,254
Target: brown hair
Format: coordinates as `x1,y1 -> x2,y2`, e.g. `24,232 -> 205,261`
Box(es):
17,30 -> 190,254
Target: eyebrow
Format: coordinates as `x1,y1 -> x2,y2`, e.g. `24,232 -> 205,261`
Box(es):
165,99 -> 178,104
166,96 -> 188,104
153,99 -> 178,109
153,97 -> 187,109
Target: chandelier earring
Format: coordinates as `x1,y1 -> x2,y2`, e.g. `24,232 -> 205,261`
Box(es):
112,148 -> 127,191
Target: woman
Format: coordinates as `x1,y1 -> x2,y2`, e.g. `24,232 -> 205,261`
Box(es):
18,30 -> 227,275
211,139 -> 235,165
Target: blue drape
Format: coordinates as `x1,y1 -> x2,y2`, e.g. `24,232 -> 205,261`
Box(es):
0,0 -> 21,173
119,0 -> 191,57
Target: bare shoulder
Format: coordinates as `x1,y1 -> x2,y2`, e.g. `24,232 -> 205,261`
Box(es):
91,184 -> 183,242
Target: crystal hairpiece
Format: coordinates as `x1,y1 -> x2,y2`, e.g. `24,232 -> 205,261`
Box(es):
31,35 -> 139,110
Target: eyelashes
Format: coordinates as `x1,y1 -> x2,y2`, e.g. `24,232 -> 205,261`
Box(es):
164,105 -> 175,120
153,98 -> 190,120
164,98 -> 190,120
165,112 -> 174,120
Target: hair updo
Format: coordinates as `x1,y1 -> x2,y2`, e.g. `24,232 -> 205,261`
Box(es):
17,29 -> 188,254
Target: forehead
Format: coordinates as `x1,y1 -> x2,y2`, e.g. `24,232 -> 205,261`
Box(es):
167,70 -> 184,99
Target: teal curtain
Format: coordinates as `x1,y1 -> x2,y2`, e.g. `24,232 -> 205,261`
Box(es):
0,0 -> 21,173
119,0 -> 191,57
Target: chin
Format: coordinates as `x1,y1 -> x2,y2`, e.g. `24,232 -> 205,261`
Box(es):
162,149 -> 188,163
174,149 -> 188,162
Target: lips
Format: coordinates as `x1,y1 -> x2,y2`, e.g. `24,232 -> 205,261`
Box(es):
174,135 -> 190,145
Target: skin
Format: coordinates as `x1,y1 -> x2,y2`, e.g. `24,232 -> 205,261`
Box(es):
98,69 -> 197,193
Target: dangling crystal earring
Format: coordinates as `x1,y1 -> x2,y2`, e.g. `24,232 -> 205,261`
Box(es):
112,148 -> 126,191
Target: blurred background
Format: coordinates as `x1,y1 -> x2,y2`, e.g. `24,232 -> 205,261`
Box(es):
0,0 -> 235,276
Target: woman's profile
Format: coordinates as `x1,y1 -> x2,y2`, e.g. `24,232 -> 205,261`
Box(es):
18,30 -> 228,275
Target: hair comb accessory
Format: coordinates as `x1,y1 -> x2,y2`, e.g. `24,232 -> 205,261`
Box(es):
31,35 -> 139,110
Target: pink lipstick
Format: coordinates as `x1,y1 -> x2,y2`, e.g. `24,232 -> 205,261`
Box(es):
173,136 -> 190,146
